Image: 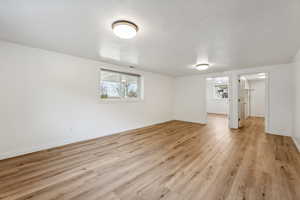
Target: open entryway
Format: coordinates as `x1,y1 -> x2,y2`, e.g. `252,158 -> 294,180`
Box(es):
238,73 -> 268,130
206,76 -> 230,127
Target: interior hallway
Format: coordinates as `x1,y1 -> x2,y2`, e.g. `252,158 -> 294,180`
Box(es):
0,116 -> 299,200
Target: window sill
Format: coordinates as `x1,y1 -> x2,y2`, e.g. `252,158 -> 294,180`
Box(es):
212,98 -> 229,102
99,98 -> 143,104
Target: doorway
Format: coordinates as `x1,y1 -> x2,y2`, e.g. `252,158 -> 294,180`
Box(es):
206,76 -> 230,127
238,73 -> 267,129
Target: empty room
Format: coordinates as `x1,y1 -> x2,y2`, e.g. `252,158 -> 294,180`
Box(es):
1,1 -> 300,200
206,76 -> 230,128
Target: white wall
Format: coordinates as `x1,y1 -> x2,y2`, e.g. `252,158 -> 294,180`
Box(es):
173,76 -> 206,123
206,80 -> 228,115
249,80 -> 265,117
0,41 -> 174,160
173,64 -> 293,136
292,51 -> 300,150
0,40 -> 297,159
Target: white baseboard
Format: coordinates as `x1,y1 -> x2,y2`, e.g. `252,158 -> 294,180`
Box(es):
0,132 -> 118,161
265,127 -> 291,137
173,119 -> 207,125
292,137 -> 300,152
173,116 -> 207,125
0,119 -> 172,161
0,139 -> 79,161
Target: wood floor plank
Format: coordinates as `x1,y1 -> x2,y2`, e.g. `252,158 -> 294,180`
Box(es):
0,115 -> 299,200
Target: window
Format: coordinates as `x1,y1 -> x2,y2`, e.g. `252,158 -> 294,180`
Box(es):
214,84 -> 228,99
100,68 -> 141,100
213,77 -> 229,99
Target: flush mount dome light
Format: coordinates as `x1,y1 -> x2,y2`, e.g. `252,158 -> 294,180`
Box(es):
112,20 -> 138,39
258,75 -> 266,79
195,63 -> 210,71
258,73 -> 266,79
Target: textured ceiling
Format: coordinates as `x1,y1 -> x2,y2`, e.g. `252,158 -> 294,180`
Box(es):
1,0 -> 300,76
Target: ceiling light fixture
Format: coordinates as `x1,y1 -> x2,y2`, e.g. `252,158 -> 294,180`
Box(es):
258,73 -> 266,79
195,63 -> 210,71
112,20 -> 139,39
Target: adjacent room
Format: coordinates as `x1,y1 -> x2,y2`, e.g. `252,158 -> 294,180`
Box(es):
206,76 -> 230,127
238,73 -> 267,129
1,1 -> 300,200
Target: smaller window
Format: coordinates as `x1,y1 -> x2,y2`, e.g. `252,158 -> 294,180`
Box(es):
212,77 -> 229,100
214,84 -> 228,99
100,68 -> 141,100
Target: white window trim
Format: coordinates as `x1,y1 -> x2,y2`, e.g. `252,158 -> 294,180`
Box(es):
98,68 -> 144,103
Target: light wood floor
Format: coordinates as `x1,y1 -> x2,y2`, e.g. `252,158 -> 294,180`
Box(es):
1,115 -> 300,200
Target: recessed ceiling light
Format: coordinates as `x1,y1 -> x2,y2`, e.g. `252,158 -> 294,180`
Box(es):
258,73 -> 265,76
195,63 -> 210,71
112,20 -> 138,39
